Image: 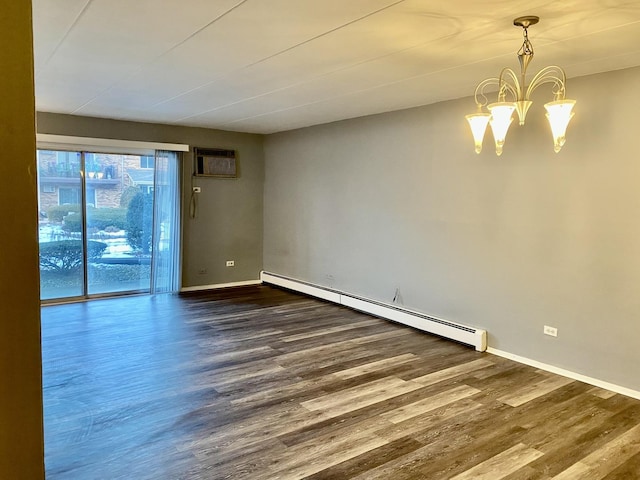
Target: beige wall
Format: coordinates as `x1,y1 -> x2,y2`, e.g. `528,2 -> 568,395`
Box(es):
264,65 -> 640,392
0,2 -> 45,478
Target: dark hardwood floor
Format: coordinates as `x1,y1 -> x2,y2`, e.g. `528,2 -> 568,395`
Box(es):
42,285 -> 640,479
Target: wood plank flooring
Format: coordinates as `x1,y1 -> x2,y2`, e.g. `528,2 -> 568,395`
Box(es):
41,285 -> 640,479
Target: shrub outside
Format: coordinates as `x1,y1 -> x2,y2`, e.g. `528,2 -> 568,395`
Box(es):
39,240 -> 107,273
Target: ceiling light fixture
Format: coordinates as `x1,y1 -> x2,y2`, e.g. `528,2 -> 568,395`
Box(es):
465,16 -> 576,156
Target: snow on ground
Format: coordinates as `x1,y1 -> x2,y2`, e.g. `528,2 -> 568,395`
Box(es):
38,223 -> 135,258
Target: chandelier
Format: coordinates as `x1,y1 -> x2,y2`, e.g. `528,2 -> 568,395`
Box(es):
465,16 -> 576,156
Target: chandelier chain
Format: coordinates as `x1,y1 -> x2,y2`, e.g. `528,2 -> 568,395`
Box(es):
518,27 -> 534,60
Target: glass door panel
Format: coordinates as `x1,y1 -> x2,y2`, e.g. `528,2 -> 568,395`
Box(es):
85,153 -> 152,295
37,150 -> 85,300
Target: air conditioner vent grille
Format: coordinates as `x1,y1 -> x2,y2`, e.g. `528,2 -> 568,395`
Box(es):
194,147 -> 237,177
195,148 -> 235,158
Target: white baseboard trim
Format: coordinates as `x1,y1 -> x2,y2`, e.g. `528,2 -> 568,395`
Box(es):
260,271 -> 486,352
486,347 -> 640,400
180,280 -> 261,293
259,272 -> 341,303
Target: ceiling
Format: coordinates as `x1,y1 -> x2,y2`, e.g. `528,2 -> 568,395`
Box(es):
32,0 -> 640,134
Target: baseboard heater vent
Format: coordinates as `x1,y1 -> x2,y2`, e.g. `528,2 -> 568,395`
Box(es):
260,271 -> 487,352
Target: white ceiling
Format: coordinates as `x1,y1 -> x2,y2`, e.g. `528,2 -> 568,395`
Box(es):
32,0 -> 640,134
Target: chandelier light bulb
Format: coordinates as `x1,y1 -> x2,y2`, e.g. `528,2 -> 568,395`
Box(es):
465,112 -> 491,154
544,99 -> 576,153
488,102 -> 516,156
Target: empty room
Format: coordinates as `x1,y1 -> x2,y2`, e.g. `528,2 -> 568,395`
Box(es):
3,1 -> 640,479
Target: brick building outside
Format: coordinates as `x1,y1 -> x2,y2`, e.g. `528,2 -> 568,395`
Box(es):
37,150 -> 155,215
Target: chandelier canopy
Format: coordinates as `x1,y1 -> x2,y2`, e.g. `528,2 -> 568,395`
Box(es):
466,16 -> 576,156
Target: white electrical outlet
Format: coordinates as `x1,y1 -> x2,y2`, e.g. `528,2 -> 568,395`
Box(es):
226,260 -> 235,267
544,325 -> 558,337
193,186 -> 201,193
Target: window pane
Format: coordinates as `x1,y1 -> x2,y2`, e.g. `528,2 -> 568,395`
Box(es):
86,153 -> 152,295
37,150 -> 84,300
140,155 -> 154,169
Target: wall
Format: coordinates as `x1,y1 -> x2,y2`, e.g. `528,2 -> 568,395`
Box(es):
36,113 -> 264,288
0,2 -> 45,478
264,66 -> 640,392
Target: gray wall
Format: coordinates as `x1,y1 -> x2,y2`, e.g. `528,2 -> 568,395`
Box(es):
36,113 -> 264,288
264,66 -> 640,392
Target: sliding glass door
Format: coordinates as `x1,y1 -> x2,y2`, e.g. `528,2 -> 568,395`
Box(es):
37,149 -> 180,301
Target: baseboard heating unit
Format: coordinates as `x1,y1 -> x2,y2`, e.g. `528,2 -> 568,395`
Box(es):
260,271 -> 487,352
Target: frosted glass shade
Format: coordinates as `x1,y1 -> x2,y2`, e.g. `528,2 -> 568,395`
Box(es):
465,112 -> 491,154
544,99 -> 576,153
488,102 -> 516,156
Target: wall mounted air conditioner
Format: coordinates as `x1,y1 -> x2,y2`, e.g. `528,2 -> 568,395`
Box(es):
194,147 -> 237,178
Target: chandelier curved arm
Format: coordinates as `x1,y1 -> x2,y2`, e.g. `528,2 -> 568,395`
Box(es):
526,65 -> 567,99
497,67 -> 522,101
472,78 -> 500,107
